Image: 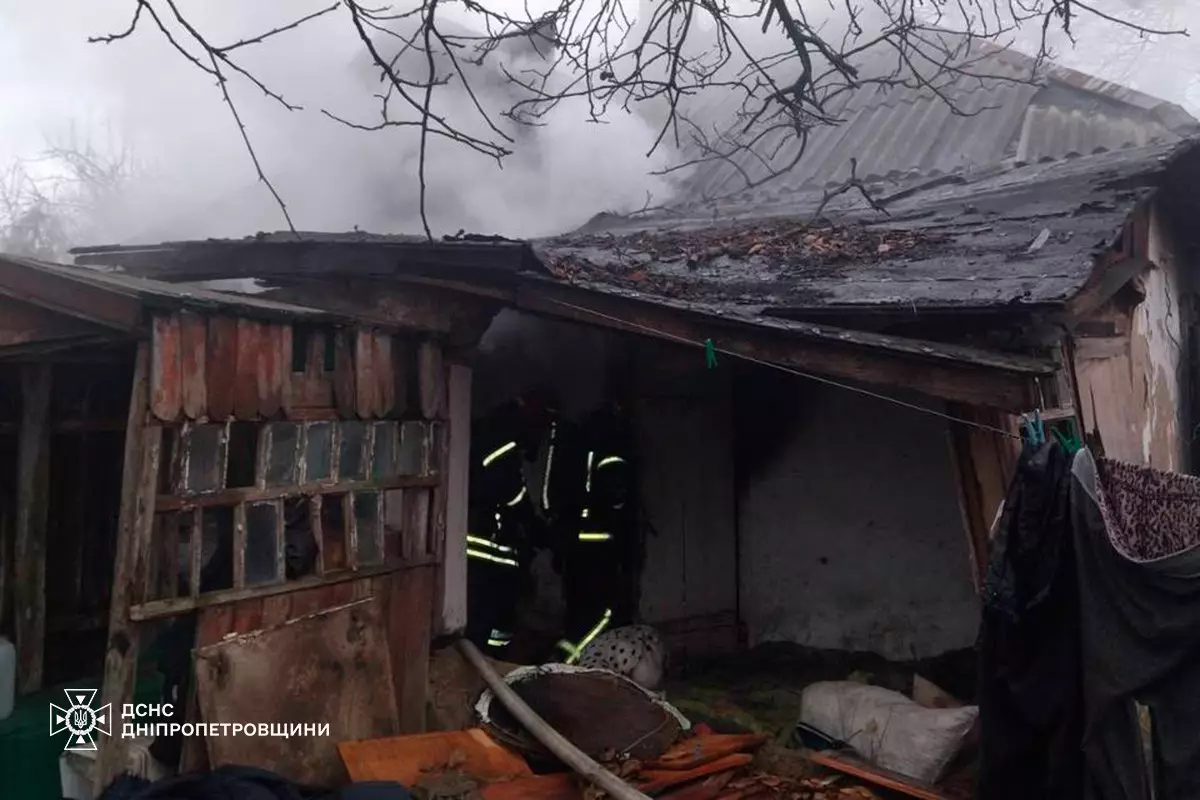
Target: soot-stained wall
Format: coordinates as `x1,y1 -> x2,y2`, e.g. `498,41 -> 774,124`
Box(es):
736,367 -> 980,661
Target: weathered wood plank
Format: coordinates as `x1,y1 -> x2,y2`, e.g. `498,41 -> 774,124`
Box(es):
376,332 -> 395,418
235,319 -> 263,420
387,565 -> 435,733
392,336 -> 411,418
206,316 -> 238,421
179,312 -> 208,420
14,363 -> 51,694
333,329 -> 356,418
93,343 -> 159,794
279,324 -> 294,418
128,560 -> 435,621
154,474 -> 438,511
151,314 -> 183,422
259,324 -> 284,419
418,340 -> 446,420
355,328 -> 379,419
437,363 -> 471,635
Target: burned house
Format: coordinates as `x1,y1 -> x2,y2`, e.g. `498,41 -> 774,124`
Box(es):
3,43 -> 1200,800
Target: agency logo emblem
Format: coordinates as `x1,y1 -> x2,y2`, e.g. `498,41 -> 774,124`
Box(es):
50,689 -> 112,752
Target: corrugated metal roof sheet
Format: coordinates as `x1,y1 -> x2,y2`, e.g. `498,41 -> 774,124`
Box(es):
668,40 -> 1196,206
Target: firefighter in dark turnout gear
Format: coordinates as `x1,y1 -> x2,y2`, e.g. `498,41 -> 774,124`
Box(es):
557,400 -> 635,664
465,394 -> 548,656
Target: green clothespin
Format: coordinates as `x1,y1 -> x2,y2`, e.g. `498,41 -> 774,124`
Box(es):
704,338 -> 718,369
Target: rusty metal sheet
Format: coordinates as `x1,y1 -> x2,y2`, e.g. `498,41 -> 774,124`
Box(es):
355,328 -> 379,419
257,324 -> 284,418
151,314 -> 183,422
194,597 -> 399,787
206,316 -> 238,421
235,319 -> 265,420
333,329 -> 356,418
375,332 -> 395,417
179,312 -> 208,420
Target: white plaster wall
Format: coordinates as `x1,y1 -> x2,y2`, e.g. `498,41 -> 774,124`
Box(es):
738,380 -> 980,661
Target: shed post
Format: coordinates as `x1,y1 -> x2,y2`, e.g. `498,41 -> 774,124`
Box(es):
14,362 -> 52,694
94,342 -> 159,794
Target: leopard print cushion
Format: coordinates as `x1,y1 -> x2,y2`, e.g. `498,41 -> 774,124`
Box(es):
577,625 -> 668,692
1095,458 -> 1200,562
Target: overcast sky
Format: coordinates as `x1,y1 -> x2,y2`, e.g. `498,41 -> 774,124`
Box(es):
0,1 -> 1196,244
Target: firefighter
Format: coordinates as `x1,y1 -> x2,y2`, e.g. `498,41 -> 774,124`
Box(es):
557,400 -> 635,664
465,393 -> 547,656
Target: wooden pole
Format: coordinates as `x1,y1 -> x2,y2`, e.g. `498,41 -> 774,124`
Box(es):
14,362 -> 51,694
93,342 -> 158,794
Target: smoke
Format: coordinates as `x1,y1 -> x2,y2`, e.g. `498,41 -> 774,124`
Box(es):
0,0 -> 677,244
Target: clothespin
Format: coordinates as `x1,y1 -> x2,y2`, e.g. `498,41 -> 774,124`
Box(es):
704,339 -> 718,369
1022,411 -> 1045,446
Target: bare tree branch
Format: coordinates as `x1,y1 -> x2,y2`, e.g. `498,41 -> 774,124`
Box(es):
90,0 -> 1189,238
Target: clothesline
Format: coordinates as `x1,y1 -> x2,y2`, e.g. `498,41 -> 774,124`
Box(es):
542,297 -> 1023,441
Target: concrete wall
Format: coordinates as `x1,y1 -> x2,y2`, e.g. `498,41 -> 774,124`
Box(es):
736,371 -> 980,661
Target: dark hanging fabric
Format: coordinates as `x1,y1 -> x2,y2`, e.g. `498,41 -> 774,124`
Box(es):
978,439 -> 1084,800
1070,449 -> 1200,800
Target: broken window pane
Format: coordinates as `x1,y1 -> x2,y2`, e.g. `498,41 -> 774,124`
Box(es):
372,422 -> 397,479
355,492 -> 382,566
284,497 -> 319,580
149,512 -> 188,600
320,494 -> 348,572
339,422 -> 367,481
245,502 -> 280,586
265,423 -> 300,487
427,422 -> 445,475
304,422 -> 333,482
397,422 -> 426,476
199,506 -> 235,593
383,490 -> 403,561
157,428 -> 177,495
226,422 -> 259,488
184,424 -> 224,493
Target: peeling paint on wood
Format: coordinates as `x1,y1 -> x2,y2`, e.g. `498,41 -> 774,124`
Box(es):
334,329 -> 356,417
418,341 -> 446,419
258,324 -> 285,418
355,329 -> 379,419
376,333 -> 395,417
207,316 -> 238,421
235,319 -> 264,420
152,315 -> 183,422
179,312 -> 208,420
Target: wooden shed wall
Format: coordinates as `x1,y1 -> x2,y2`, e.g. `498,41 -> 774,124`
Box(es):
95,310 -> 452,791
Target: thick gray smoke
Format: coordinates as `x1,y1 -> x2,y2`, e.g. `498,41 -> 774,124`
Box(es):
0,0 -> 677,243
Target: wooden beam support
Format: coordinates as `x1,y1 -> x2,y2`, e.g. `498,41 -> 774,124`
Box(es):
93,342 -> 158,795
436,362 -> 471,636
14,362 -> 51,694
517,284 -> 1047,412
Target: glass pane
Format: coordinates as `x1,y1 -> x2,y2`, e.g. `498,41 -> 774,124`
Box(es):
199,506 -> 234,593
304,423 -> 333,482
185,424 -> 224,493
226,422 -> 259,488
321,494 -> 348,572
372,422 -> 397,479
245,502 -> 280,586
355,492 -> 382,565
397,422 -> 426,476
283,498 -> 319,580
339,422 -> 366,481
150,512 -> 187,600
427,422 -> 445,475
265,423 -> 300,487
383,490 -> 403,561
178,516 -> 193,598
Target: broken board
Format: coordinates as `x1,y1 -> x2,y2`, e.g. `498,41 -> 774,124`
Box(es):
807,750 -> 954,800
194,596 -> 399,787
